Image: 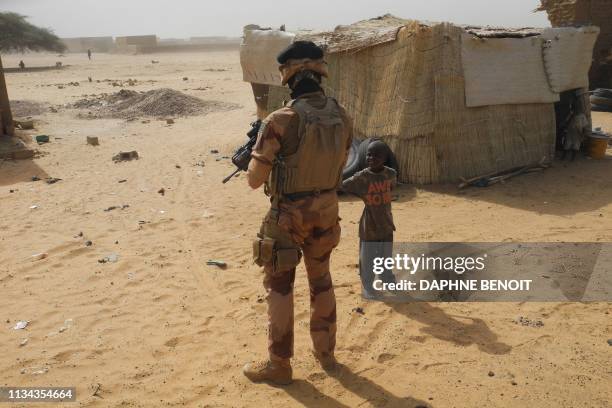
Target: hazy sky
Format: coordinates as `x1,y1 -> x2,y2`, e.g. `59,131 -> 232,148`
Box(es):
0,0 -> 550,38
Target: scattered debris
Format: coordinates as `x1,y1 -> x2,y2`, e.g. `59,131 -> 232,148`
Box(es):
45,177 -> 62,184
19,338 -> 28,347
11,100 -> 48,117
210,149 -> 219,154
85,240 -> 93,247
514,316 -> 544,328
488,371 -> 495,377
158,188 -> 165,196
352,307 -> 365,315
104,204 -> 130,212
175,165 -> 181,169
91,383 -> 102,398
13,321 -> 29,330
207,260 -> 227,268
98,253 -> 119,263
35,135 -> 50,144
166,118 -> 175,125
113,151 -> 139,162
87,136 -> 99,146
118,179 -> 127,183
29,205 -> 38,210
607,339 -> 612,346
31,176 -> 41,182
459,158 -> 550,189
183,77 -> 189,81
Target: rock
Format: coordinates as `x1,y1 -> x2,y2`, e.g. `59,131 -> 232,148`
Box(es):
607,339 -> 612,346
352,307 -> 365,315
31,176 -> 41,182
183,77 -> 188,81
166,118 -> 175,125
112,151 -> 139,162
488,371 -> 495,377
210,149 -> 219,154
158,188 -> 165,196
87,136 -> 99,146
31,253 -> 48,261
85,240 -> 93,247
98,253 -> 119,263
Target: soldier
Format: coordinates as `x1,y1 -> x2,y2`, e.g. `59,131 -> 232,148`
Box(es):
243,41 -> 353,385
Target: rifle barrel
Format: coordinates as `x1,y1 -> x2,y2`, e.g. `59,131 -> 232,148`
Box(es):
222,168 -> 242,184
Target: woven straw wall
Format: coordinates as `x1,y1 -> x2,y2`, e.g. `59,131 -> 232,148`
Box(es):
266,22 -> 556,184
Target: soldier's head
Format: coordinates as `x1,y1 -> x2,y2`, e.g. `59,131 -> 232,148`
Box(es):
366,140 -> 389,172
277,41 -> 327,90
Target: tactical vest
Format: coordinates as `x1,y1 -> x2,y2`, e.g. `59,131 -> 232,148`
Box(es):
268,97 -> 348,197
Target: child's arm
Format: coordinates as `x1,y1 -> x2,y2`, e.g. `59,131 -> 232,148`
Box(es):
341,172 -> 365,198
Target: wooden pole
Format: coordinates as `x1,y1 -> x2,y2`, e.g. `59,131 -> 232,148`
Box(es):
0,55 -> 15,136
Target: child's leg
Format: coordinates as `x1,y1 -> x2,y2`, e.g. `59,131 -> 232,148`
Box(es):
359,239 -> 378,299
380,235 -> 396,285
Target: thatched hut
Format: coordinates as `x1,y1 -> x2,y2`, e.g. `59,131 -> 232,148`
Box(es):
240,16 -> 598,184
0,55 -> 14,136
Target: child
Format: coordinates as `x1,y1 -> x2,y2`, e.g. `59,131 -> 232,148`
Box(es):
342,140 -> 397,299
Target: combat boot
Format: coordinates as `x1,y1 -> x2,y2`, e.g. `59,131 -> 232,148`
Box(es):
243,360 -> 293,385
313,351 -> 338,372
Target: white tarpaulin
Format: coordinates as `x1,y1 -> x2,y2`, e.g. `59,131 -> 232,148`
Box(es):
542,27 -> 600,93
240,28 -> 294,86
462,26 -> 599,107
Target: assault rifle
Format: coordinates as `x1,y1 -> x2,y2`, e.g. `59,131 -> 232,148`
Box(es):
222,120 -> 262,184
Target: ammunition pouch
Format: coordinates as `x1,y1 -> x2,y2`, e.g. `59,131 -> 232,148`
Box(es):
253,237 -> 302,272
253,237 -> 275,267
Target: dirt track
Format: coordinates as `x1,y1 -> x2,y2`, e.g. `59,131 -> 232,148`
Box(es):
0,51 -> 611,407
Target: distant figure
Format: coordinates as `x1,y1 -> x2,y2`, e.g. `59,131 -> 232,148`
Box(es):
87,49 -> 92,60
280,24 -> 286,31
19,60 -> 25,70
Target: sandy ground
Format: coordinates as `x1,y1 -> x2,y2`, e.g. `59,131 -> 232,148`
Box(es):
0,52 -> 611,408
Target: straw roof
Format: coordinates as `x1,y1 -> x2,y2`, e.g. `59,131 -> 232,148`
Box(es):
297,14 -> 414,54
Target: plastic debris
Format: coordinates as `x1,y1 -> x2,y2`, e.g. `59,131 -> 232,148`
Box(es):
13,321 -> 29,330
207,260 -> 227,268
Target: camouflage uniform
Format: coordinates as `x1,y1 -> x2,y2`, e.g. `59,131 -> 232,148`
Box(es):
247,91 -> 353,364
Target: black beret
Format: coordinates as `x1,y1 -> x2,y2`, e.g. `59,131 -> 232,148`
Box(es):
277,41 -> 324,64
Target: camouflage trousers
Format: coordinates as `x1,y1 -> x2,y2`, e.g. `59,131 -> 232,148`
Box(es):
256,192 -> 340,363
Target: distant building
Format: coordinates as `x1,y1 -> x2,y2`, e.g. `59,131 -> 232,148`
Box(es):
115,35 -> 158,53
61,37 -> 115,53
537,0 -> 612,88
